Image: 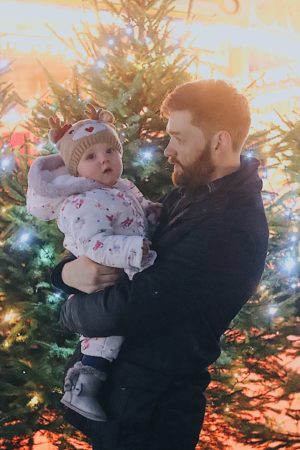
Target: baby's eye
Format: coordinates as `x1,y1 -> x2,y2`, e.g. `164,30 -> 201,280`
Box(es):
86,153 -> 95,160
106,147 -> 114,154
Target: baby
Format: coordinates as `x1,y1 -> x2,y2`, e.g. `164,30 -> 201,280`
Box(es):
26,105 -> 161,422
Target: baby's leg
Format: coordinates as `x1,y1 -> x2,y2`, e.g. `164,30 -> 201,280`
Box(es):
61,336 -> 124,422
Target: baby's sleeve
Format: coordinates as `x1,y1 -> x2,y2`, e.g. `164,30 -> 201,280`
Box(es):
58,194 -> 145,270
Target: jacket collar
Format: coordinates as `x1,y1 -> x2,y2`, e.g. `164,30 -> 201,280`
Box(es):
154,157 -> 263,248
182,156 -> 262,200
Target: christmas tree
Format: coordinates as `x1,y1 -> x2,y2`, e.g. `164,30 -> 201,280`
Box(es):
1,0 -> 193,447
0,0 -> 299,448
200,127 -> 300,449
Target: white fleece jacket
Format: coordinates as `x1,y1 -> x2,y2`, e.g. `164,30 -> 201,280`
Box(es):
27,154 -> 157,279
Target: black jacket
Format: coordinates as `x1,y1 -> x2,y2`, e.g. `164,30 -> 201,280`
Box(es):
53,157 -> 269,450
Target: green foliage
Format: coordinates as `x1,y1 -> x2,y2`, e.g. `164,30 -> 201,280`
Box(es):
1,0 -> 193,447
208,122 -> 300,449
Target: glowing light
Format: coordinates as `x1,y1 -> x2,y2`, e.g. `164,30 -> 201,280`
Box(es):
268,306 -> 278,316
2,108 -> 23,126
27,99 -> 38,109
27,393 -> 42,409
0,59 -> 9,71
283,258 -> 296,272
14,229 -> 34,248
108,38 -> 115,46
0,1 -> 95,56
1,157 -> 11,170
0,155 -> 15,172
127,54 -> 135,63
140,147 -> 155,162
96,60 -> 106,69
3,309 -> 19,323
125,26 -> 133,35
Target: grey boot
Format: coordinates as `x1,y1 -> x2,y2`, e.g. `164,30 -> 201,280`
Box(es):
61,361 -> 107,422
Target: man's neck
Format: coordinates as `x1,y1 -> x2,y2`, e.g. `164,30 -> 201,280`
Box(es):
210,162 -> 241,183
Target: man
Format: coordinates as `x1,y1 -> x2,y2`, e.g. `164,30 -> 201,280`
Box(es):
52,79 -> 269,450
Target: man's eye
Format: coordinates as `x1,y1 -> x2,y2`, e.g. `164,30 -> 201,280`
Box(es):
176,137 -> 182,143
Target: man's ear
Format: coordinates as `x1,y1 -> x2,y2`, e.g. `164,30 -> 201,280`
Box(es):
211,130 -> 232,152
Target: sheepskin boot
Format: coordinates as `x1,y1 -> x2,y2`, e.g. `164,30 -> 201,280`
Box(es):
61,361 -> 107,422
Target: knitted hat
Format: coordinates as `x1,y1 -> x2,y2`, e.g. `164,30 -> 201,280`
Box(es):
48,104 -> 123,176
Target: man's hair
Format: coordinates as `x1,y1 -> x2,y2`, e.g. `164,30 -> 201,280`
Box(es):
160,79 -> 251,152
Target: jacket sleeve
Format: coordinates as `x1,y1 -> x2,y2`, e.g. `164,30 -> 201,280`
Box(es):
59,195 -> 145,269
59,223 -> 261,338
51,253 -> 79,295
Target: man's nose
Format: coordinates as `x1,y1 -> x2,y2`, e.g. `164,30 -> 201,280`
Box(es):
164,143 -> 175,157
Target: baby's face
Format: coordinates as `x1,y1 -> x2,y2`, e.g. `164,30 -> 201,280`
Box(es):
77,142 -> 123,186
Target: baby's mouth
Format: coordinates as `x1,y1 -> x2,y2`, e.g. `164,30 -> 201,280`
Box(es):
103,168 -> 112,174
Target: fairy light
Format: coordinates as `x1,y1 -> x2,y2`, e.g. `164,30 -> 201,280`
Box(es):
283,257 -> 297,273
96,60 -> 106,69
268,306 -> 278,316
19,231 -> 32,243
125,26 -> 133,35
127,54 -> 135,62
3,309 -> 19,324
0,154 -> 15,173
0,59 -> 9,71
27,99 -> 38,109
27,393 -> 42,409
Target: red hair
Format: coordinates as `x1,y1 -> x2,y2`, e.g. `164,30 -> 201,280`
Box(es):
161,79 -> 251,152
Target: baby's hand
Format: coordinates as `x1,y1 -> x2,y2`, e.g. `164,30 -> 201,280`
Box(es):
146,202 -> 163,223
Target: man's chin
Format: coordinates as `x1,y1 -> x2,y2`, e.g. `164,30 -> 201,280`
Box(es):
172,169 -> 185,186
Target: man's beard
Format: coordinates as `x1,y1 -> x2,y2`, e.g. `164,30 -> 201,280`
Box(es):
171,142 -> 215,191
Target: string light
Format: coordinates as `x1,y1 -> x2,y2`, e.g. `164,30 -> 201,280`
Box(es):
140,147 -> 155,163
0,155 -> 15,172
27,99 -> 38,109
127,54 -> 135,62
3,309 -> 19,323
0,59 -> 9,71
125,26 -> 133,35
96,60 -> 106,69
282,257 -> 297,272
19,231 -> 32,243
268,306 -> 278,315
27,393 -> 42,409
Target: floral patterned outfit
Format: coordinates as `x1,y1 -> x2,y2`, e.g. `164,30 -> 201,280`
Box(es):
27,154 -> 158,361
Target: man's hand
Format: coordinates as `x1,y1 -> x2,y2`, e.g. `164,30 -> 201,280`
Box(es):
62,255 -> 122,293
